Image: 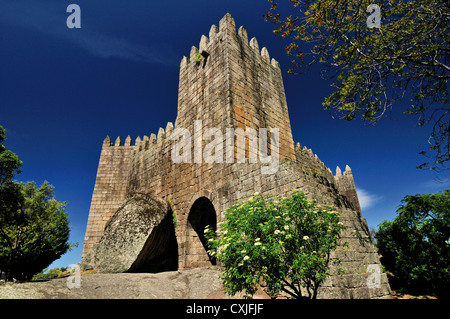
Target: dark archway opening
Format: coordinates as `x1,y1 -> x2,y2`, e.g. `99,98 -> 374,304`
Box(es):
188,197 -> 217,265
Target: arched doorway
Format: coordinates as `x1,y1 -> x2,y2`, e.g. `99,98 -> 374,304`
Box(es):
187,197 -> 217,265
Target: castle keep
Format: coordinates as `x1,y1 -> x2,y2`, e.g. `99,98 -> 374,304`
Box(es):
82,14 -> 391,298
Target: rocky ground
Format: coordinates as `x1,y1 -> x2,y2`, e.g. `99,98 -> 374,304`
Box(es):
0,266 -> 437,300
0,266 -> 269,299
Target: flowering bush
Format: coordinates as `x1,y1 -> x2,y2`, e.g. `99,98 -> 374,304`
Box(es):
205,190 -> 346,299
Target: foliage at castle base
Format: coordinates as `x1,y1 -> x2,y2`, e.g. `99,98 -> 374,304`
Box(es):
264,0 -> 450,173
205,190 -> 346,299
0,181 -> 76,281
376,189 -> 450,298
0,125 -> 76,281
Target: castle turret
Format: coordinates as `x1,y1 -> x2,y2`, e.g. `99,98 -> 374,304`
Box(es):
175,13 -> 295,162
334,165 -> 362,212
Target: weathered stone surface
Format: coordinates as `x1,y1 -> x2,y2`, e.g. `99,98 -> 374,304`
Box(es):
82,193 -> 177,273
0,267 -> 270,299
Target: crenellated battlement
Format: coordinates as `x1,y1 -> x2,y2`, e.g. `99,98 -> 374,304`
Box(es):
294,142 -> 334,179
335,164 -> 353,178
293,143 -> 361,213
334,164 -> 361,212
101,122 -> 175,153
180,13 -> 280,71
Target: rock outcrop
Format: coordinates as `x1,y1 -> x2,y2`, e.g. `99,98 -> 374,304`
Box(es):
82,193 -> 178,273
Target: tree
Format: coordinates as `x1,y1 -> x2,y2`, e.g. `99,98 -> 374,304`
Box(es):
0,125 -> 22,186
0,125 -> 24,260
0,181 -> 76,281
205,190 -> 346,299
264,1 -> 450,172
0,125 -> 76,280
375,190 -> 450,297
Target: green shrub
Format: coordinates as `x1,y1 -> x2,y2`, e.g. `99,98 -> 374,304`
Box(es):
32,267 -> 71,281
0,182 -> 77,281
205,190 -> 346,299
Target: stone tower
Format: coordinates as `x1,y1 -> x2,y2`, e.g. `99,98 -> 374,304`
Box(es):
176,13 -> 295,162
82,14 -> 391,298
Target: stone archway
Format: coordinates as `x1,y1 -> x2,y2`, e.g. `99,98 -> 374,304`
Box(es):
186,197 -> 217,267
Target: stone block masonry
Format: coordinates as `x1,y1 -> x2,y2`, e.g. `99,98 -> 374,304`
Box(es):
82,13 -> 391,298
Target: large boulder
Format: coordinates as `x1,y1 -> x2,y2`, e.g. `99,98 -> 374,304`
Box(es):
81,193 -> 178,273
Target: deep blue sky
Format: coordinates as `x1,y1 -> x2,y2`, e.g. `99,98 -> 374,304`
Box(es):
1,0 -> 448,269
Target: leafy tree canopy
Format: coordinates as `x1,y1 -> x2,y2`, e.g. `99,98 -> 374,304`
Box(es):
0,124 -> 76,281
265,0 -> 449,172
0,125 -> 22,185
0,181 -> 76,281
0,125 -> 23,228
375,189 -> 450,297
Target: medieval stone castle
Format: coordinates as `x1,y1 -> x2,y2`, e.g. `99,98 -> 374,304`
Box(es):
82,14 -> 391,298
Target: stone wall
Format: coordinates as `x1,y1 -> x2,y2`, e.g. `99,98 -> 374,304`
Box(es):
335,165 -> 362,212
82,136 -> 134,255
